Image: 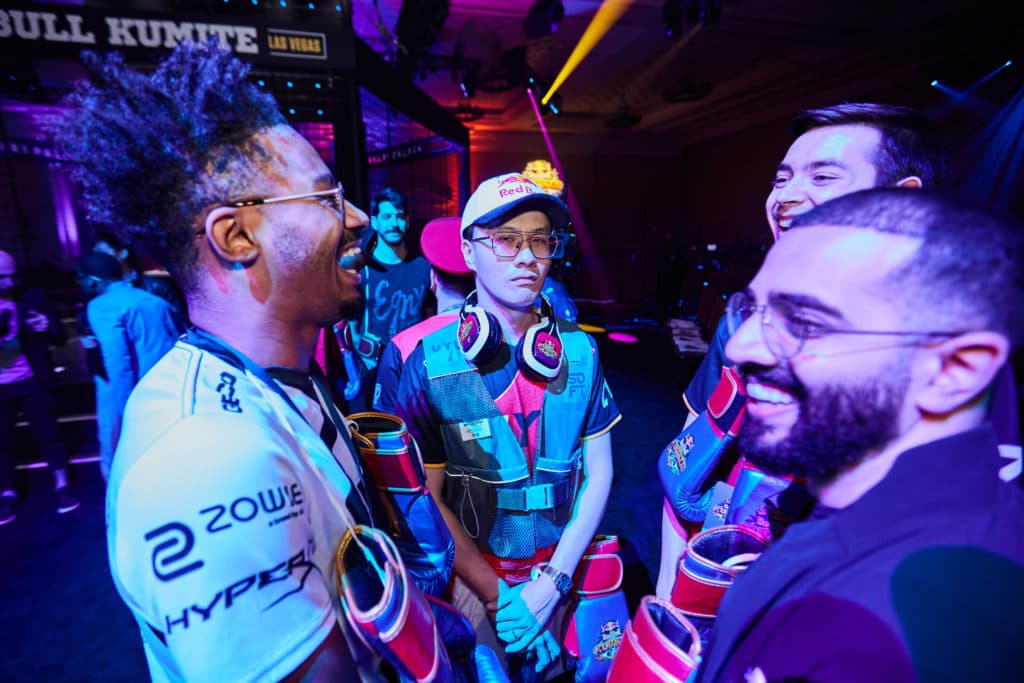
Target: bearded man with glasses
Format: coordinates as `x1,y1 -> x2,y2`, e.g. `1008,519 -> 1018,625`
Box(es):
692,188 -> 1024,682
395,173 -> 621,678
52,42 -> 388,681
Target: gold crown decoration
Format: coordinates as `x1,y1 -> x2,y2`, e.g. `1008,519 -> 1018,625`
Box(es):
522,159 -> 564,197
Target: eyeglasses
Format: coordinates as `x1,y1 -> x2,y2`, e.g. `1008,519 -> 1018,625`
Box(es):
201,182 -> 345,231
726,291 -> 965,360
470,229 -> 565,260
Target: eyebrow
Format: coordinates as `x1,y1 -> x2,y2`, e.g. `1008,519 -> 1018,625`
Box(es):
768,291 -> 847,322
491,225 -> 553,235
775,159 -> 851,174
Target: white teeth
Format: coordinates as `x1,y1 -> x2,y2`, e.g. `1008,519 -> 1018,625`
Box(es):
746,381 -> 794,405
337,246 -> 362,271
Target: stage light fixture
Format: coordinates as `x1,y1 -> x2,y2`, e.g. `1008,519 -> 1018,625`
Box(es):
546,93 -> 562,116
931,79 -> 939,86
524,0 -> 565,39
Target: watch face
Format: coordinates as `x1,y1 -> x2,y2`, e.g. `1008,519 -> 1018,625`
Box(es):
544,566 -> 572,595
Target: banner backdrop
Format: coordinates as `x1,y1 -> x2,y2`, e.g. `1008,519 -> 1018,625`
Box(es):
0,1 -> 354,71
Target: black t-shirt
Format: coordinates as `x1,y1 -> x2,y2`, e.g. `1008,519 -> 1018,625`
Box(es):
361,256 -> 431,347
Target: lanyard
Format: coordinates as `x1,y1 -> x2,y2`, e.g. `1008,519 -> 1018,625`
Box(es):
183,328 -> 370,520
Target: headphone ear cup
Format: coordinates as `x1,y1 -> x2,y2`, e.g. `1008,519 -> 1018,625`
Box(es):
459,302 -> 503,365
516,317 -> 563,382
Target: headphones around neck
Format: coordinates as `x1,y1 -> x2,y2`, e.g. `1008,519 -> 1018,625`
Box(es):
457,290 -> 564,382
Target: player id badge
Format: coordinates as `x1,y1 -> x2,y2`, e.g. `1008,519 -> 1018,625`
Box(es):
458,418 -> 492,442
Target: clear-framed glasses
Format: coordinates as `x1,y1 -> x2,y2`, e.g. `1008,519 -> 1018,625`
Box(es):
471,229 -> 566,260
725,291 -> 966,360
202,182 -> 345,231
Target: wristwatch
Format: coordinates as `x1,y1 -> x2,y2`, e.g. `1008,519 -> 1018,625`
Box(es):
539,565 -> 573,597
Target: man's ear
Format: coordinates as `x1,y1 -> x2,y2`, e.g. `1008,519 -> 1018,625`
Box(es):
895,176 -> 923,189
428,268 -> 439,295
915,331 -> 1010,415
201,207 -> 260,266
461,238 -> 476,273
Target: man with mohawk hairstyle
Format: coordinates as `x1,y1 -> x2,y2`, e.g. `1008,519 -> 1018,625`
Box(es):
52,41 -> 382,681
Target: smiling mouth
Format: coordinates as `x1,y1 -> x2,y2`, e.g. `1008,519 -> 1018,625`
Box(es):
746,379 -> 796,407
337,238 -> 366,272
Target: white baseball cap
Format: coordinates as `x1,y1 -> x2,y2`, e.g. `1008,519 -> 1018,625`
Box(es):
461,173 -> 571,235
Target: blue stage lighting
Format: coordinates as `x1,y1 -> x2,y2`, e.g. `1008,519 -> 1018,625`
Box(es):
930,79 -> 939,87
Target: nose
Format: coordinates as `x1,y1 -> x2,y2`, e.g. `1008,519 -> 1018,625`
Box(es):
343,199 -> 370,232
774,176 -> 808,207
724,308 -> 777,369
513,241 -> 539,266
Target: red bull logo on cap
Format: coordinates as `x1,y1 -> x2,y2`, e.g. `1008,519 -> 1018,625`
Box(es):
496,174 -> 538,198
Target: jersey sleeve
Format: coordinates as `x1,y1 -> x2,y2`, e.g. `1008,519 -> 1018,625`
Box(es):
373,340 -> 404,414
581,336 -> 621,439
683,315 -> 731,416
107,414 -> 336,682
394,343 -> 447,466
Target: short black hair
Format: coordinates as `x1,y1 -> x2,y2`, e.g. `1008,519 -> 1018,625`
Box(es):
792,103 -> 944,188
50,40 -> 285,291
77,251 -> 123,282
434,270 -> 474,297
791,188 -> 1024,347
371,187 -> 406,217
93,230 -> 127,253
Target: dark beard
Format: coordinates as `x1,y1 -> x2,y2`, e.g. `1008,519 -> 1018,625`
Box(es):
737,364 -> 908,481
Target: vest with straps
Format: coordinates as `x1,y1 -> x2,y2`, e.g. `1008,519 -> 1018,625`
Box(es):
422,318 -> 595,560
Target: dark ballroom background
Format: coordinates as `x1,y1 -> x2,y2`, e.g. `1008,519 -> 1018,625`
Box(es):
2,1 -> 1023,680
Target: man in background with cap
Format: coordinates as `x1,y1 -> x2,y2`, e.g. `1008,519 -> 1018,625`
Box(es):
395,173 -> 620,677
373,216 -> 474,415
77,250 -> 185,480
0,249 -> 77,524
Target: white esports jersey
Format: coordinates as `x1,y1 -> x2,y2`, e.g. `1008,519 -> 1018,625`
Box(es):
106,339 -> 375,683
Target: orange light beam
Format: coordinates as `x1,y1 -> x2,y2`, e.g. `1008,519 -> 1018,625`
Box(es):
541,0 -> 635,106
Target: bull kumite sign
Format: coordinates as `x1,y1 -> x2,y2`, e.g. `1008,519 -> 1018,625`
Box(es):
0,1 -> 352,70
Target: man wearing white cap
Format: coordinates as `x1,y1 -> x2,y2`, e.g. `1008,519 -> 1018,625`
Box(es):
394,173 -> 620,676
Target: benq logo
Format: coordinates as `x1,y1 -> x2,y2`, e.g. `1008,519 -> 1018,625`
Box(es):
145,522 -> 204,582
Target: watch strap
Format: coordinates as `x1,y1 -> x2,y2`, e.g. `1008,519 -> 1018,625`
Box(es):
541,565 -> 573,597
